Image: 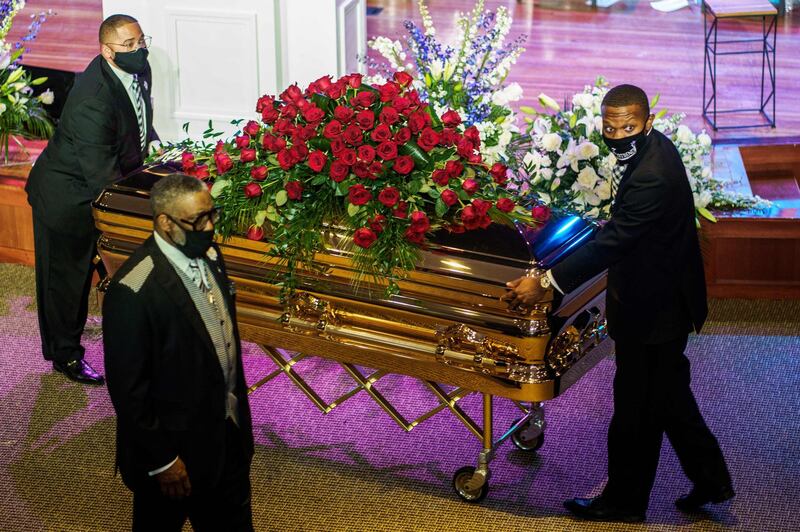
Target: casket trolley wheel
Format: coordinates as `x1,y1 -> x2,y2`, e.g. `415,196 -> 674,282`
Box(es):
452,466 -> 490,503
510,414 -> 545,452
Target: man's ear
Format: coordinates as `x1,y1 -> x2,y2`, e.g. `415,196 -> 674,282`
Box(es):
155,213 -> 170,234
645,113 -> 655,132
101,44 -> 114,62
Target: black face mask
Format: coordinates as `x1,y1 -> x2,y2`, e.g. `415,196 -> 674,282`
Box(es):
114,47 -> 149,75
603,128 -> 650,166
167,218 -> 215,259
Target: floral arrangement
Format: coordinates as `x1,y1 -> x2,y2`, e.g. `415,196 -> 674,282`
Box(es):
0,1 -> 54,161
162,72 -> 537,296
509,78 -> 770,223
368,0 -> 526,165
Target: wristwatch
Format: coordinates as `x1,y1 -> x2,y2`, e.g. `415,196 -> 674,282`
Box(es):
539,272 -> 552,289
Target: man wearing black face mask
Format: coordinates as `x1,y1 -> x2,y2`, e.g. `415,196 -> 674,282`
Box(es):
504,85 -> 732,522
103,174 -> 254,531
25,14 -> 159,385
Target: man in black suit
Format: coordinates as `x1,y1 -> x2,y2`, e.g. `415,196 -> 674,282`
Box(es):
26,14 -> 158,384
504,85 -> 733,522
103,174 -> 254,531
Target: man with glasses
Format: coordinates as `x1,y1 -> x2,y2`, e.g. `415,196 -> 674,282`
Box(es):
26,14 -> 159,384
103,174 -> 254,531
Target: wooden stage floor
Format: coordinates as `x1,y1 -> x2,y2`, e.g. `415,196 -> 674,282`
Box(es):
10,0 -> 800,142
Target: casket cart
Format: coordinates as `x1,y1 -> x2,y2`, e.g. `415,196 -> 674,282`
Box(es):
93,165 -> 610,502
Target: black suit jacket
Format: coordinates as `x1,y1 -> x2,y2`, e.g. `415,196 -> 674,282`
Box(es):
103,236 -> 254,491
551,130 -> 708,344
26,55 -> 158,236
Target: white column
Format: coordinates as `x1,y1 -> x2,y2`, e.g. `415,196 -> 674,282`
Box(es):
101,0 -> 366,142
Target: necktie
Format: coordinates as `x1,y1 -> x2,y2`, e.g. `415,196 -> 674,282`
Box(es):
131,75 -> 147,151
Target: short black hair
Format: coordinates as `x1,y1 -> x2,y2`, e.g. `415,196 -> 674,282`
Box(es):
150,174 -> 206,218
99,14 -> 138,44
601,84 -> 650,119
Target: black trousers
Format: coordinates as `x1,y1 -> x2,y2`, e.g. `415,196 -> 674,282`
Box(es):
602,334 -> 731,512
132,421 -> 253,532
32,214 -> 100,363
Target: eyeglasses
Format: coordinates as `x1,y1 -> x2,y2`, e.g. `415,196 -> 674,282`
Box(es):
105,35 -> 152,52
168,206 -> 221,231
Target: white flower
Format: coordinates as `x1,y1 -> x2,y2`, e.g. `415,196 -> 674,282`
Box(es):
594,115 -> 604,133
576,141 -> 600,161
541,133 -> 562,152
576,166 -> 600,189
675,124 -> 694,144
491,82 -> 523,106
572,92 -> 594,110
0,102 -> 6,116
698,133 -> 712,147
538,93 -> 561,112
595,180 -> 612,200
587,207 -> 601,219
428,59 -> 444,81
38,89 -> 54,105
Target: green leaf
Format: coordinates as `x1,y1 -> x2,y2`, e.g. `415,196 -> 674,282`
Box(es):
519,105 -> 538,115
31,77 -> 48,86
347,203 -> 361,217
419,183 -> 431,194
650,93 -> 661,109
655,109 -> 668,120
335,181 -> 349,196
697,207 -> 717,223
435,198 -> 448,217
182,122 -> 190,134
399,141 -> 432,170
266,205 -> 279,222
210,179 -> 231,198
275,190 -> 288,206
254,210 -> 267,226
569,113 -> 578,129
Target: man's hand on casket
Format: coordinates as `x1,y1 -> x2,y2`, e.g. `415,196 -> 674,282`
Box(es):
503,275 -> 552,313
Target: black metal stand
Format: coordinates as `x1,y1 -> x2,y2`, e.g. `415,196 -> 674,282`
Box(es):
702,4 -> 777,130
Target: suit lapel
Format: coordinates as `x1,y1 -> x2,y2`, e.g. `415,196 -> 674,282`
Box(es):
147,238 -> 217,358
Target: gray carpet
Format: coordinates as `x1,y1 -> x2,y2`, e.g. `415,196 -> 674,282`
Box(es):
0,263 -> 798,531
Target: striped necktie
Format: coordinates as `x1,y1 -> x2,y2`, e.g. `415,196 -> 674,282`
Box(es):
131,75 -> 147,151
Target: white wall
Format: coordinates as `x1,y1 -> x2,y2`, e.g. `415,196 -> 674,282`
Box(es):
101,0 -> 366,141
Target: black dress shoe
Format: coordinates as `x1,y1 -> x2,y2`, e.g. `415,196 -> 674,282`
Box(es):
675,484 -> 735,512
53,359 -> 105,385
564,496 -> 645,523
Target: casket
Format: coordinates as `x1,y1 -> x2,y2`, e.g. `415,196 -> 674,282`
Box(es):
93,164 -> 610,502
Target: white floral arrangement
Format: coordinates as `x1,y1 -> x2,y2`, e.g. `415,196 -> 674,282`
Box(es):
509,78 -> 770,223
367,0 -> 526,165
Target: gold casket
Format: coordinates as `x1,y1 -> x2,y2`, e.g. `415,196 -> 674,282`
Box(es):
93,165 -> 610,502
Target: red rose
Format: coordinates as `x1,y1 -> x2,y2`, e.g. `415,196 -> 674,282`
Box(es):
348,184 -> 372,206
353,161 -> 371,179
490,163 -> 508,185
330,138 -> 346,154
532,205 -> 552,223
347,73 -> 363,88
280,104 -> 298,120
379,106 -> 400,125
277,149 -> 294,170
432,169 -> 450,186
243,120 -> 261,137
356,109 -> 375,130
393,127 -> 411,144
273,118 -> 293,134
376,141 -> 398,161
462,178 -> 479,195
326,81 -> 346,100
445,160 -> 464,178
308,150 -> 328,172
368,161 -> 383,178
351,91 -> 375,108
378,81 -> 400,102
393,155 -> 414,175
339,148 -> 357,166
251,165 -> 268,181
243,182 -> 262,198
440,127 -> 460,147
297,124 -> 316,141
393,200 -> 408,219
357,145 -> 376,163
460,205 -> 482,230
408,110 -> 429,133
457,138 -> 475,160
285,180 -> 304,200
193,165 -> 210,179
393,71 -> 414,87
404,227 -> 426,245
343,124 -> 364,146
323,120 -> 343,139
281,84 -> 303,103
235,135 -> 250,149
353,227 -> 377,248
440,188 -> 458,206
378,186 -> 400,207
472,198 -> 492,215
261,134 -> 278,152
409,210 -> 430,233
417,126 -> 440,152
261,106 -> 279,124
312,75 -> 333,92
215,140 -> 225,154
329,161 -> 350,182
181,152 -> 196,171
496,197 -> 515,213
441,110 -> 462,127
256,95 -> 273,113
302,105 -> 325,123
464,125 -> 481,146
334,105 -> 354,123
240,148 -> 257,163
393,96 -> 411,113
370,123 -> 392,143
369,214 -> 386,233
214,152 -> 233,174
246,225 -> 265,241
